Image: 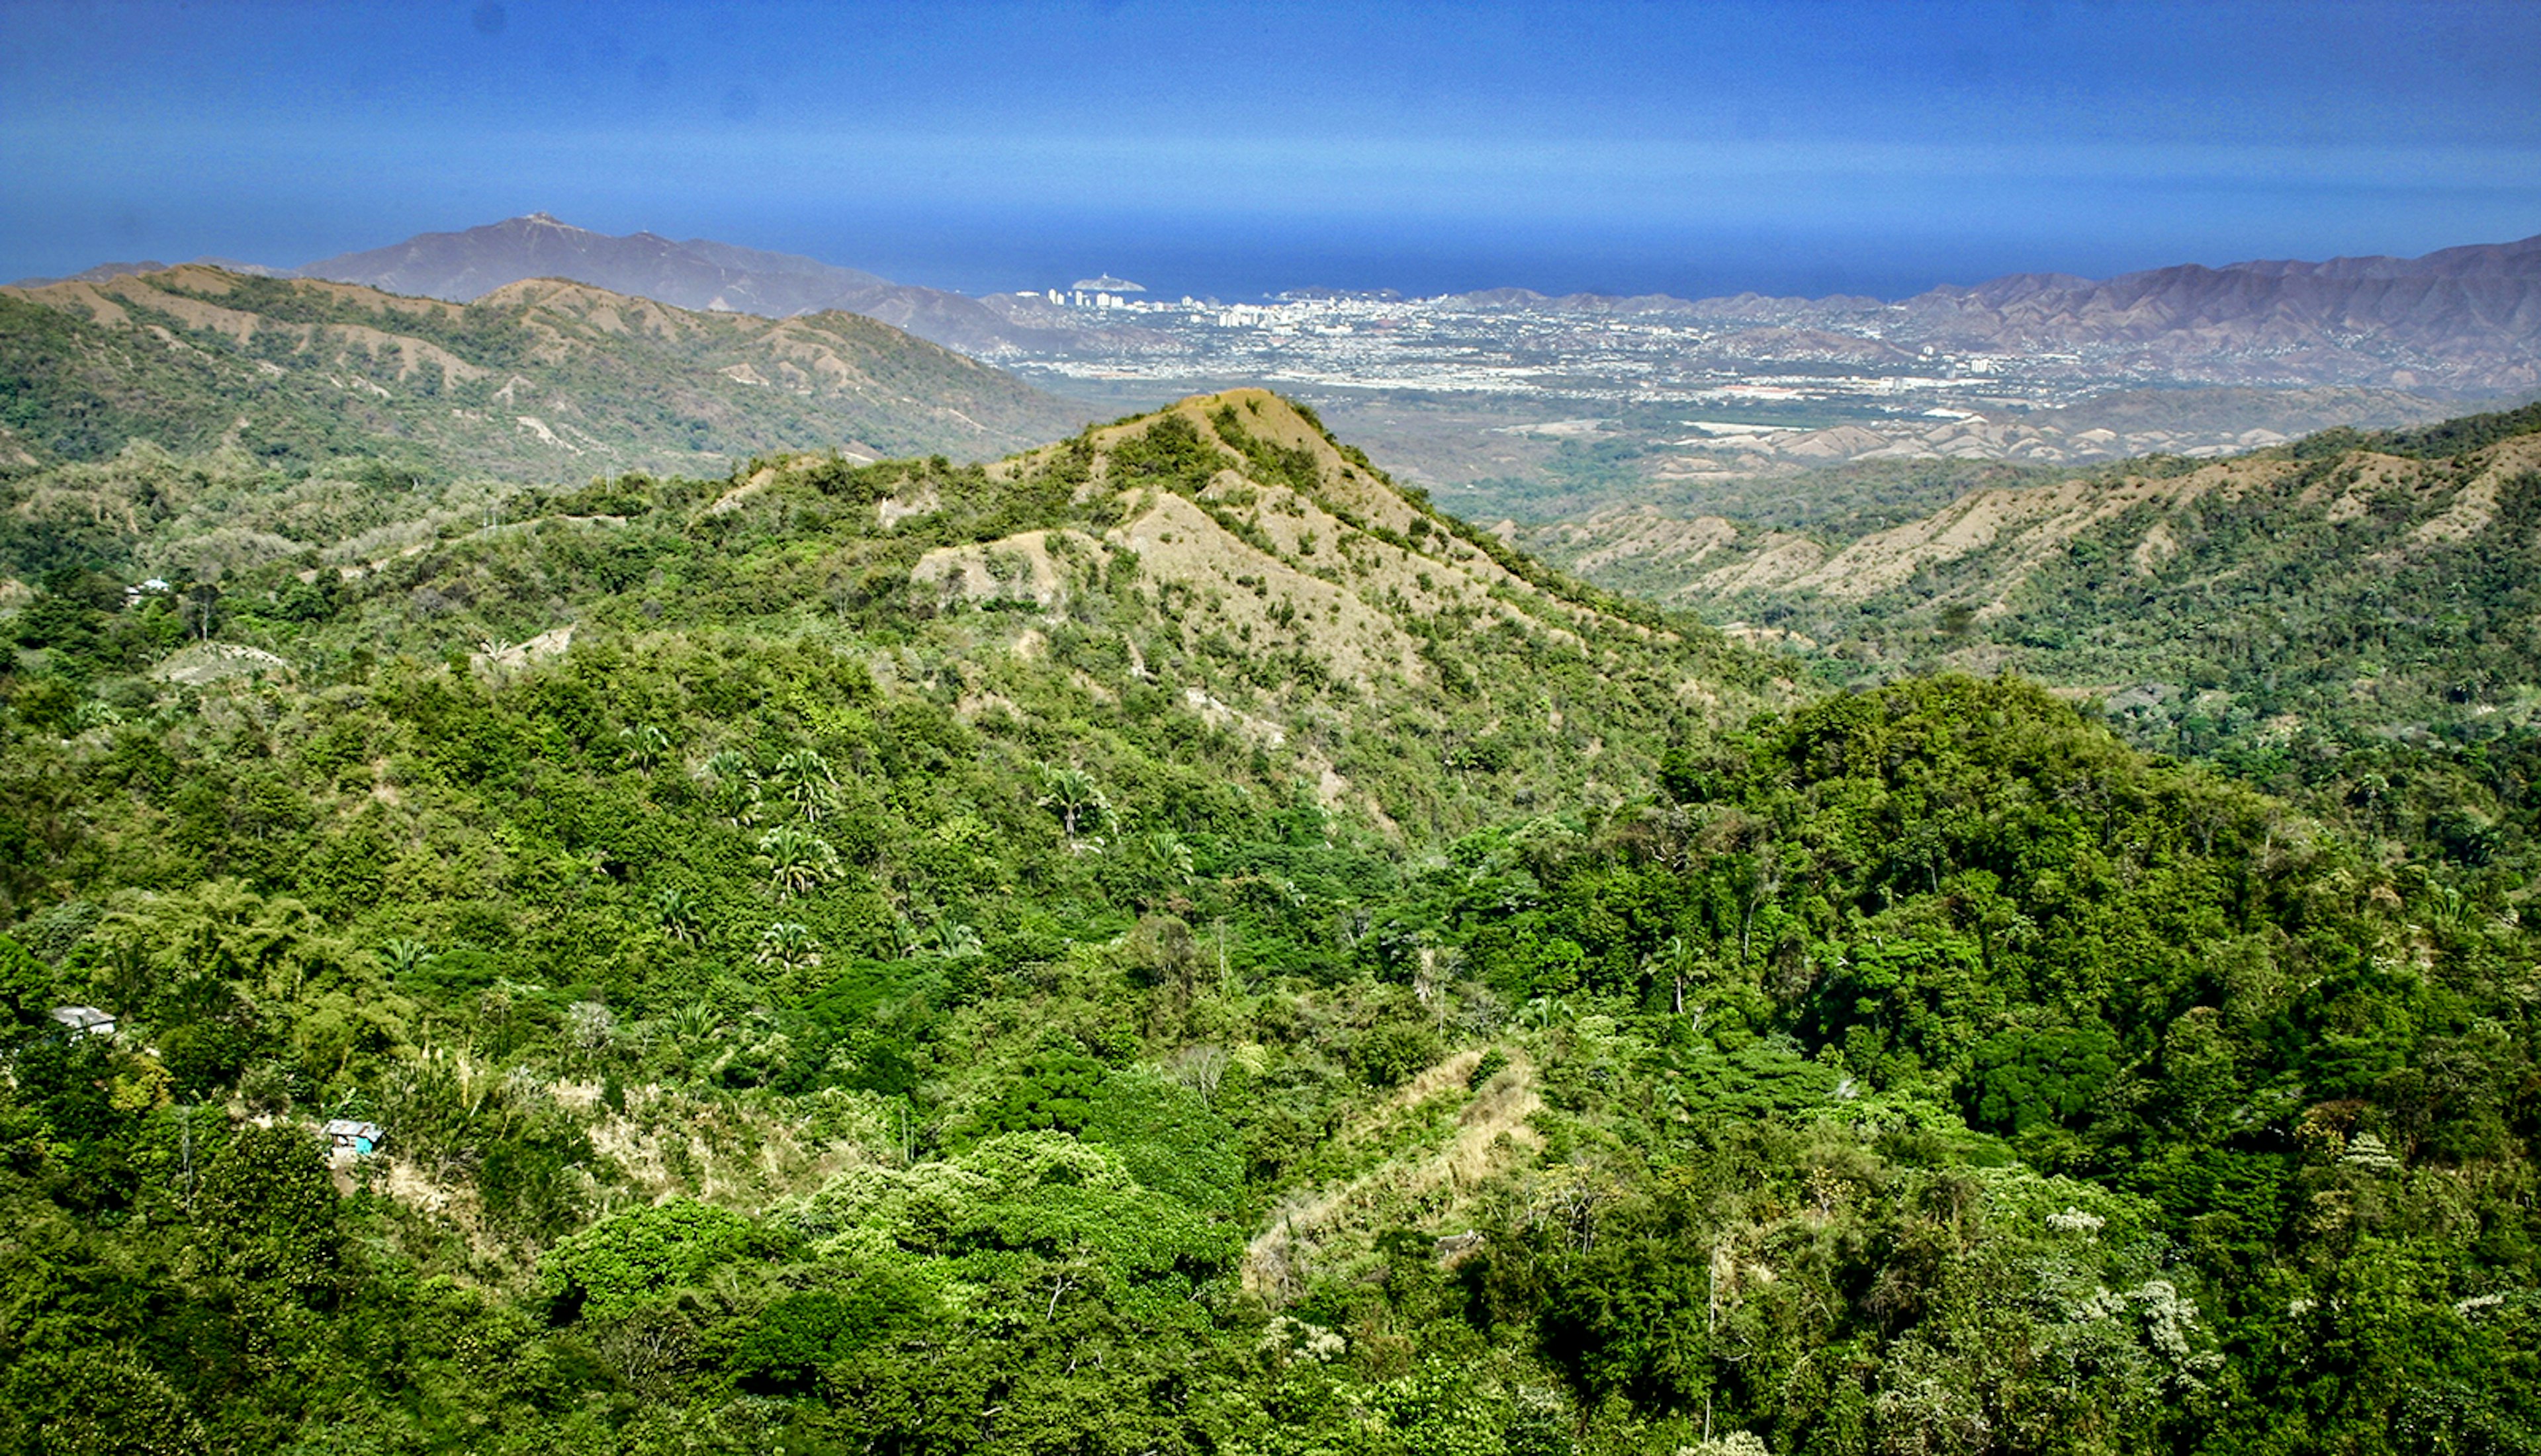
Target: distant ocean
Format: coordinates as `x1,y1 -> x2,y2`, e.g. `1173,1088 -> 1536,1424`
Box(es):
756,211 -> 2162,306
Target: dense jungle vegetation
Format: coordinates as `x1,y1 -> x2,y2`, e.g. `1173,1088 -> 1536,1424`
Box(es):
0,393 -> 2536,1456
1546,400 -> 2541,908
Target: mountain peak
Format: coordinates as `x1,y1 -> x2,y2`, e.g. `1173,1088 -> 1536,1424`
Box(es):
727,385 -> 1735,804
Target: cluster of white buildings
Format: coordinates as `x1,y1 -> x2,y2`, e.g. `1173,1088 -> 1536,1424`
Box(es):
1024,275 -> 1207,314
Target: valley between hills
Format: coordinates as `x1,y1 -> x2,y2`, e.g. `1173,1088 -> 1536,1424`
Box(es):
1,242 -> 2540,1456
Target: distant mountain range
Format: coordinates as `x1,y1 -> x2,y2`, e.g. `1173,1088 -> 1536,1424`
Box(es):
302,214 -> 888,312
0,264 -> 1089,478
8,216 -> 1099,360
19,219 -> 2539,398
12,257 -> 290,285
292,213 -> 1091,359
1443,236 -> 2541,394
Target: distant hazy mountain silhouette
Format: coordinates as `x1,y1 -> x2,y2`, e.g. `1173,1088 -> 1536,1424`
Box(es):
297,214 -> 1081,357
1442,235 -> 2541,392
51,215 -> 2541,394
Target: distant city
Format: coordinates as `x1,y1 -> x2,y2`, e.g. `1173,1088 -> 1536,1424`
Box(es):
993,286 -> 2303,470
79,209 -> 2525,495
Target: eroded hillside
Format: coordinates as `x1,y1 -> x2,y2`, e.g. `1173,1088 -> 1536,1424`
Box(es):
1,388 -> 1771,851
711,390 -> 1771,832
1533,402 -> 2541,755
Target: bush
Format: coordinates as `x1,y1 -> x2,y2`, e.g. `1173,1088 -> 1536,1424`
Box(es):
1357,1023 -> 1441,1088
542,1199 -> 769,1320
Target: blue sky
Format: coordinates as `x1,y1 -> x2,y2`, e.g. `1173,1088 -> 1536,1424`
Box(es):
4,0 -> 2538,299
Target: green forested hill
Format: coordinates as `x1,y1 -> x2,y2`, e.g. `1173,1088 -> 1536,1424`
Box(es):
1533,401 -> 2541,747
1533,402 -> 2541,871
0,265 -> 1088,479
0,394 -> 2536,1455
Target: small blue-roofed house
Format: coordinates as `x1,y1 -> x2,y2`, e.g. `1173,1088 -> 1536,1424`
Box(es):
322,1119 -> 382,1156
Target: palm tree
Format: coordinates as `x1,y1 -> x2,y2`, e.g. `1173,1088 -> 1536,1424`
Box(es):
379,937 -> 432,979
1521,994 -> 1571,1033
1037,763 -> 1111,845
668,1002 -> 721,1046
771,749 -> 840,822
754,825 -> 841,901
926,920 -> 984,958
699,750 -> 766,829
651,887 -> 701,945
619,723 -> 672,771
1139,830 -> 1197,886
755,921 -> 823,972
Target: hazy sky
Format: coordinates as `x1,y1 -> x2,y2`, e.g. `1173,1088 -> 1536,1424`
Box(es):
5,0 -> 2538,299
